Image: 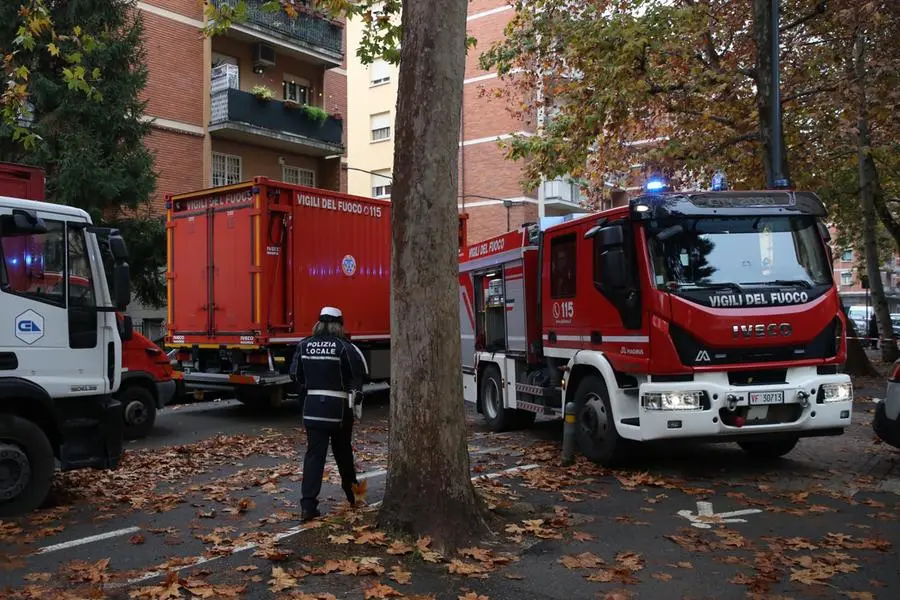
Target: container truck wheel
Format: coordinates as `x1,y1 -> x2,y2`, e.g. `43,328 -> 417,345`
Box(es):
479,365 -> 518,432
574,374 -> 628,467
737,436 -> 799,461
0,415 -> 54,518
235,386 -> 285,410
121,385 -> 156,440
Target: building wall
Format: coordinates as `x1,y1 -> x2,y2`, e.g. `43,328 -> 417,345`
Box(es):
346,14 -> 399,198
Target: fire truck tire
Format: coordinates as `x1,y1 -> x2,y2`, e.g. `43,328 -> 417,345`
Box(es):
737,436 -> 799,461
479,365 -> 518,432
573,374 -> 628,467
0,415 -> 54,518
121,385 -> 156,440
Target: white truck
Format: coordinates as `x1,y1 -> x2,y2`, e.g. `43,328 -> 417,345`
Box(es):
0,192 -> 131,516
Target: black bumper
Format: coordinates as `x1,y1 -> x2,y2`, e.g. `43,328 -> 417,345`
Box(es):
58,395 -> 125,471
873,401 -> 900,450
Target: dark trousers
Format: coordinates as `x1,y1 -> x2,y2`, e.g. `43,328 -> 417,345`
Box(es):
301,413 -> 357,512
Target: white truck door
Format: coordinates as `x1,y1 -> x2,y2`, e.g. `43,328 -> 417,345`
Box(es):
0,210 -> 107,398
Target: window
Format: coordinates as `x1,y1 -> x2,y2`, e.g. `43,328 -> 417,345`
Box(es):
370,112 -> 391,142
0,217 -> 66,307
370,59 -> 390,86
67,226 -> 97,349
283,165 -> 315,187
840,271 -> 852,286
840,249 -> 853,262
283,75 -> 309,105
549,233 -> 577,298
371,170 -> 392,198
212,153 -> 241,186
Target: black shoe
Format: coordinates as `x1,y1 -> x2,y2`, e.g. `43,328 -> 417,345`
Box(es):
300,508 -> 320,522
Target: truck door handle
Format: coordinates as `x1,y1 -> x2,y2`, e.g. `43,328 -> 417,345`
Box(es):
0,352 -> 18,370
590,331 -> 602,344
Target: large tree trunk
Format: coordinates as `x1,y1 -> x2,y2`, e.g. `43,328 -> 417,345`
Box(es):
853,29 -> 898,363
378,0 -> 487,552
871,168 -> 900,255
752,0 -> 791,187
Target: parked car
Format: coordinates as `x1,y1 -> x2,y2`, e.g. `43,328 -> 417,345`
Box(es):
874,360 -> 900,449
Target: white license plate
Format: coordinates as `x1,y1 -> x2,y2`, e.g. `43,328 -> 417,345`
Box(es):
749,391 -> 784,405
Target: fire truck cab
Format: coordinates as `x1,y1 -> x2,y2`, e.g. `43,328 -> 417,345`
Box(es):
459,188 -> 853,466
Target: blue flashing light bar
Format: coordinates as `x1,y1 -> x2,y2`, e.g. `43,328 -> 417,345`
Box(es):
645,179 -> 666,193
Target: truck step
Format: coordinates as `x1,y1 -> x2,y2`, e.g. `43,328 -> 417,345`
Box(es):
515,383 -> 562,398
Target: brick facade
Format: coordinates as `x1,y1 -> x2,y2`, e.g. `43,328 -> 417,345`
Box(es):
459,0 -> 536,244
140,12 -> 206,127
144,128 -> 205,211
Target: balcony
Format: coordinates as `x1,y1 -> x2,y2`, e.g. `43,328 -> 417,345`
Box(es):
210,0 -> 344,68
540,177 -> 587,214
210,87 -> 344,156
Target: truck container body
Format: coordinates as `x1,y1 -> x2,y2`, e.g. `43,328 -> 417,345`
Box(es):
459,188 -> 854,465
165,178 -> 391,405
0,162 -> 132,516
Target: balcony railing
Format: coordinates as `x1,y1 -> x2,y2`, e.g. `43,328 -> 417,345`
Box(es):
211,0 -> 343,61
541,177 -> 587,206
211,88 -> 343,149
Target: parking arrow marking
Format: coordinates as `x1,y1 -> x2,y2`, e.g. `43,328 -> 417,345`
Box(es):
678,501 -> 762,528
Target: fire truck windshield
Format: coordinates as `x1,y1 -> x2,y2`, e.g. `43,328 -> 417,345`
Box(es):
647,215 -> 832,294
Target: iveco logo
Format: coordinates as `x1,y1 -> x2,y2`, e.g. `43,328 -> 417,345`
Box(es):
732,323 -> 792,338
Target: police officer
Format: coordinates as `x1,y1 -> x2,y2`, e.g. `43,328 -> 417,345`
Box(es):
289,306 -> 369,522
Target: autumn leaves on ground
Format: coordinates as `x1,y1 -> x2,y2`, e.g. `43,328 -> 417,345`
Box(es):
1,394 -> 898,600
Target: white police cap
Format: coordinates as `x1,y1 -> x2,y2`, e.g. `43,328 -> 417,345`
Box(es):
319,306 -> 343,323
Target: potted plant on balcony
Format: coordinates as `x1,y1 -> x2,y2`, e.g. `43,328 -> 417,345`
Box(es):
301,104 -> 329,124
250,85 -> 275,102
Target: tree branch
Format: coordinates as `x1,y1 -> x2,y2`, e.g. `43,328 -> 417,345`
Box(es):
780,1 -> 828,33
782,83 -> 838,103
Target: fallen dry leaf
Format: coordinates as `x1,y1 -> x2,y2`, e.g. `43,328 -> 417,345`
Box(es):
652,572 -> 673,582
269,566 -> 297,592
387,540 -> 414,555
389,565 -> 411,584
573,531 -> 594,542
328,533 -> 353,545
560,552 -> 605,569
458,593 -> 489,600
130,534 -> 146,545
364,582 -> 402,599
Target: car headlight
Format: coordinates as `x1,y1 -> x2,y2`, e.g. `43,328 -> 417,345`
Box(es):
642,391 -> 705,411
820,382 -> 852,403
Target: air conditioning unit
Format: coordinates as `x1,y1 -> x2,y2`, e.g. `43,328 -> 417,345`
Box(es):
254,43 -> 276,68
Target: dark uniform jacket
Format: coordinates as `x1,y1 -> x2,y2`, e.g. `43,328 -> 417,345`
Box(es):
289,334 -> 369,429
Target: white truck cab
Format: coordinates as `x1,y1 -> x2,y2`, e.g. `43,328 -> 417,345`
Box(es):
0,196 -> 131,516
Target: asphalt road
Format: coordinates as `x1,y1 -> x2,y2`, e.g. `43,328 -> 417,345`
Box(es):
1,384 -> 898,599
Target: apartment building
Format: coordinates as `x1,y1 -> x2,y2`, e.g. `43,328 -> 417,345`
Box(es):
131,0 -> 349,336
347,0 -> 598,245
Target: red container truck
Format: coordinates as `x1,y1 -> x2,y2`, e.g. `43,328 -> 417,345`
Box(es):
164,178 -> 392,407
0,161 -> 175,440
459,187 -> 854,465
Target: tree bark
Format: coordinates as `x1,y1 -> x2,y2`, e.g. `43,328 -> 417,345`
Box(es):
378,0 -> 487,552
872,168 -> 900,256
843,316 -> 879,377
853,29 -> 898,363
752,0 -> 791,186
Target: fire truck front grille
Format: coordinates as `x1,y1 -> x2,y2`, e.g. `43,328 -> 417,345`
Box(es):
668,320 -> 838,367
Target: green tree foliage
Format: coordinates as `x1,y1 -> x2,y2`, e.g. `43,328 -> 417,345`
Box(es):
1,0 -> 163,307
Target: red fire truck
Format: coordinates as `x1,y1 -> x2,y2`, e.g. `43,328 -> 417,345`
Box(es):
165,178 -> 392,407
458,187 -> 853,465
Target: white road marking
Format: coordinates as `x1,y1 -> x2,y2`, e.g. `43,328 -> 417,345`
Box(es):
37,526 -> 142,554
678,500 -> 763,529
109,463 -> 540,588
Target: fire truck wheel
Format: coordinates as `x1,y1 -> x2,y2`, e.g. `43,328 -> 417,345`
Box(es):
737,436 -> 799,461
0,415 -> 54,518
574,374 -> 628,467
479,365 -> 517,432
121,385 -> 157,440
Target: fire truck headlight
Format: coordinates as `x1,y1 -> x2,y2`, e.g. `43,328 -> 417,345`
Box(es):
641,391 -> 704,411
820,382 -> 852,403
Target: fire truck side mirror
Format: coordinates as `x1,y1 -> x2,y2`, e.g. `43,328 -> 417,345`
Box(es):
602,249 -> 627,289
597,225 -> 624,248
